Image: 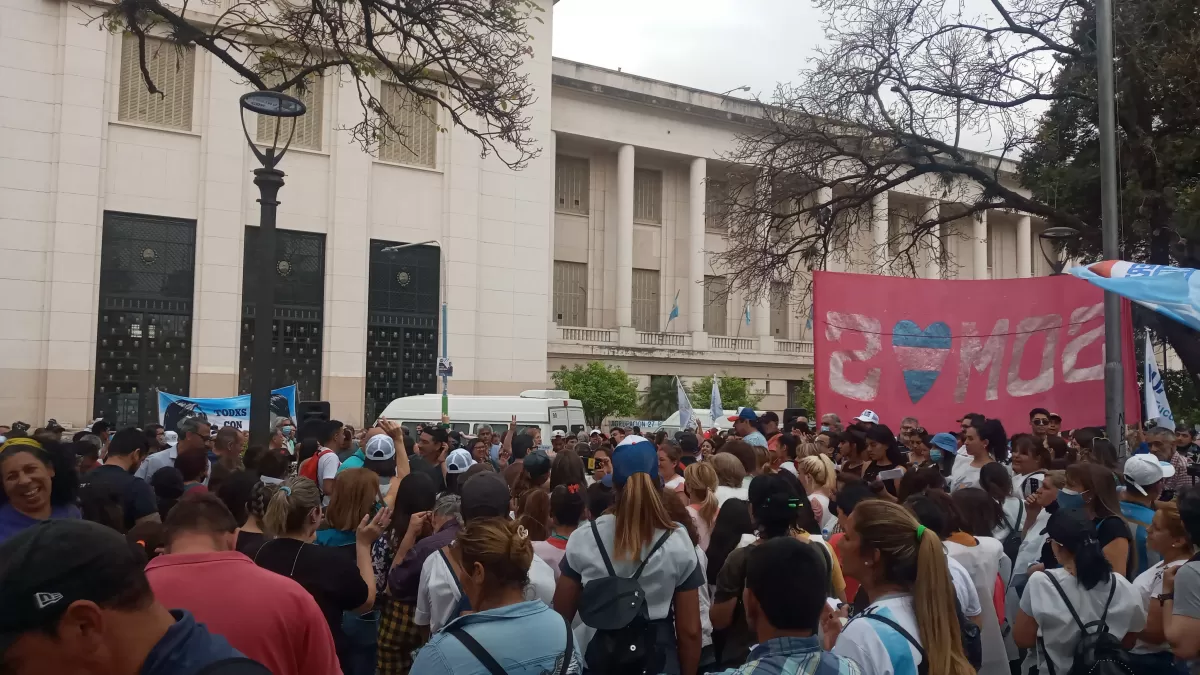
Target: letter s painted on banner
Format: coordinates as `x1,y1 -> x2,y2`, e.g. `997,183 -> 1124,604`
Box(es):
1062,303 -> 1104,383
826,312 -> 881,401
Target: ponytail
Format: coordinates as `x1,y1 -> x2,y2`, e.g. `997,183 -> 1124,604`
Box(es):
613,473 -> 675,561
684,462 -> 719,527
1073,537 -> 1112,589
516,488 -> 551,541
853,500 -> 973,675
262,477 -> 321,537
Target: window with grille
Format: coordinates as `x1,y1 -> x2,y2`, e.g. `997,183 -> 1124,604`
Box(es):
770,281 -> 790,338
257,74 -> 323,151
556,156 -> 589,214
632,269 -> 660,332
553,261 -> 587,327
634,169 -> 662,224
118,34 -> 195,131
706,180 -> 729,231
379,83 -> 438,168
704,275 -> 728,335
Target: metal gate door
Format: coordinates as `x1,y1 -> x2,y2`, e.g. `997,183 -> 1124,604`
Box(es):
363,240 -> 440,423
93,213 -> 196,428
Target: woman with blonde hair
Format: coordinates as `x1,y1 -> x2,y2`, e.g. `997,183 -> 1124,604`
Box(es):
822,499 -> 976,675
684,461 -> 718,550
797,454 -> 838,535
255,476 -> 390,674
712,452 -> 748,506
554,438 -> 703,675
410,517 -> 582,675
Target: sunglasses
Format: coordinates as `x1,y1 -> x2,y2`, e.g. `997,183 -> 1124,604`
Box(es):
1032,419 -> 1049,426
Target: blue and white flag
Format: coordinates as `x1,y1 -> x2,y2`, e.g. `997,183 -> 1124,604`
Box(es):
744,304 -> 752,326
668,290 -> 680,324
1069,261 -> 1200,332
157,384 -> 298,434
676,376 -> 697,432
1143,333 -> 1175,431
709,375 -> 723,422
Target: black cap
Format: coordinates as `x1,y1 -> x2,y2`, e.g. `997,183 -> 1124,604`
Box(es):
1042,507 -> 1095,546
0,520 -> 149,655
44,419 -> 65,433
524,451 -> 552,480
460,472 -> 511,521
761,411 -> 780,425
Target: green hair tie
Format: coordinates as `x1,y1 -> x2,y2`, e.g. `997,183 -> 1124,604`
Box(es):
916,524 -> 927,541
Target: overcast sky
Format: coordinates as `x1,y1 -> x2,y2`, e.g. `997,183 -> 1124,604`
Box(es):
552,0 -> 827,99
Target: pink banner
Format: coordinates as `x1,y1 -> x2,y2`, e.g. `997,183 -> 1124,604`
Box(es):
813,271 -> 1139,434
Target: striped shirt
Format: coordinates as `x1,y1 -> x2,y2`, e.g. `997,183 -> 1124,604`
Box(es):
1164,450 -> 1191,493
717,636 -> 862,675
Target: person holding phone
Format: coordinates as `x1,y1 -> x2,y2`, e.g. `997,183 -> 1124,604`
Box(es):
861,425 -> 907,497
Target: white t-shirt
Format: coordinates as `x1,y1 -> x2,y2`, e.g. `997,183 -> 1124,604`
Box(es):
695,546 -> 713,648
1012,471 -> 1046,500
1012,510 -> 1050,578
664,475 -> 685,492
810,493 -> 837,536
945,537 -> 1007,675
835,593 -> 924,675
1130,559 -> 1186,653
414,547 -> 556,632
947,555 -> 984,618
949,455 -> 982,492
992,496 -> 1025,543
1019,569 -> 1146,675
317,450 -> 341,505
715,484 -> 749,506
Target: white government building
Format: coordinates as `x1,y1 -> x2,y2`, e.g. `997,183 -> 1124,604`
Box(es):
0,0 -> 1056,428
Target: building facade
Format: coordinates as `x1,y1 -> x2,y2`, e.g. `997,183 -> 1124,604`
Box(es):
0,0 -> 1051,427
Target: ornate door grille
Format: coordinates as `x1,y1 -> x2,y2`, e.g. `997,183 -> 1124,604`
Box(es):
239,227 -> 326,401
93,212 -> 196,428
363,240 -> 440,423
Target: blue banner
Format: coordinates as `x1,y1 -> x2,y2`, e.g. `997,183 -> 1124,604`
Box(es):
157,385 -> 298,434
1069,261 -> 1200,332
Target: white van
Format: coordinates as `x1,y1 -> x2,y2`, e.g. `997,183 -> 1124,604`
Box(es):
656,409 -> 765,435
377,390 -> 588,441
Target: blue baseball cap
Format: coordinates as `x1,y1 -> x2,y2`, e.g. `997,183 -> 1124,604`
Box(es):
611,436 -> 659,487
728,407 -> 759,422
931,432 -> 958,454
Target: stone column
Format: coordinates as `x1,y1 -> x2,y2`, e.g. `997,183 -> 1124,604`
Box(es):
688,158 -> 706,337
871,191 -> 889,272
925,199 -> 942,279
1017,214 -> 1032,278
974,210 -> 989,279
754,293 -> 773,353
616,145 -> 635,333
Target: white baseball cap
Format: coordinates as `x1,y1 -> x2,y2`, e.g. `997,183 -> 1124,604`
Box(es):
551,429 -> 566,439
855,410 -> 880,425
589,429 -> 602,436
163,430 -> 178,447
365,434 -> 396,461
1123,454 -> 1174,495
446,448 -> 477,474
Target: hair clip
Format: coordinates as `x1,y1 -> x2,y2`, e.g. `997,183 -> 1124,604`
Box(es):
567,484 -> 579,494
280,486 -> 292,496
516,525 -> 529,540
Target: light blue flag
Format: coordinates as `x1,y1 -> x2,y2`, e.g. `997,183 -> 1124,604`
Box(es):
1069,261 -> 1200,332
668,290 -> 680,323
709,375 -> 722,423
744,304 -> 752,326
676,376 -> 696,431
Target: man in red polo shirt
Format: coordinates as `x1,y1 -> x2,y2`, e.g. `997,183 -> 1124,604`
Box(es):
145,493 -> 340,675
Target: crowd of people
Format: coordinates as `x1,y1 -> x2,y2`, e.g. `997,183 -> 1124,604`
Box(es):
2,407 -> 1200,675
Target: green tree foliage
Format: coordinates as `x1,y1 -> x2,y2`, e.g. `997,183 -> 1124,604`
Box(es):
641,375 -> 678,420
793,379 -> 816,417
688,375 -> 765,411
552,362 -> 639,427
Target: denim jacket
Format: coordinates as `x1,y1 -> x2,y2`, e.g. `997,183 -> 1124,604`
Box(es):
716,636 -> 862,675
410,600 -> 581,675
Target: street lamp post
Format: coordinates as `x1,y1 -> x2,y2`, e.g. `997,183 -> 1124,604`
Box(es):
380,241 -> 449,416
239,91 -> 306,446
1037,226 -> 1081,276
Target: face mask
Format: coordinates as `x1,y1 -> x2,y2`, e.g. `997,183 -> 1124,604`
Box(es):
930,448 -> 943,462
820,425 -> 830,432
1057,488 -> 1085,510
282,426 -> 293,436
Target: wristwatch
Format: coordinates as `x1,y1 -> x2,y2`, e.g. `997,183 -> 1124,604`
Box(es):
1159,593 -> 1174,606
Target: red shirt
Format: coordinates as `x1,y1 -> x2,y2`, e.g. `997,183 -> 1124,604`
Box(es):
146,550 -> 341,675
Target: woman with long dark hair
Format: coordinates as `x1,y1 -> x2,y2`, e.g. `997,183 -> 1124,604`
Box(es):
1056,462 -> 1133,578
1014,508 -> 1146,675
950,418 -> 1007,492
862,425 -> 907,497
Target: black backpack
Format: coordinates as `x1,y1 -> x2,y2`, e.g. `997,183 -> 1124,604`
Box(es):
1039,572 -> 1132,675
578,520 -> 674,675
1000,500 -> 1025,563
